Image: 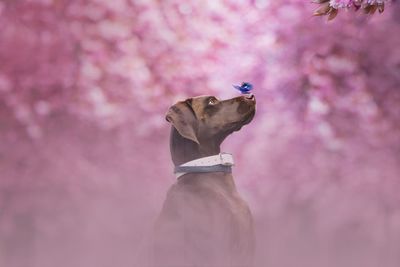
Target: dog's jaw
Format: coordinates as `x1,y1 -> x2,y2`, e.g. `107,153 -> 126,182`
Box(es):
234,108 -> 255,132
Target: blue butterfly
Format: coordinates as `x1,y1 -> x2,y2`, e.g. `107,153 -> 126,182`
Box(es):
233,82 -> 253,94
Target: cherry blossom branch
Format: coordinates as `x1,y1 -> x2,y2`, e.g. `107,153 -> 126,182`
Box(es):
313,0 -> 392,20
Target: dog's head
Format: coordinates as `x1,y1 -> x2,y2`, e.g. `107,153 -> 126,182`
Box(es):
166,95 -> 256,144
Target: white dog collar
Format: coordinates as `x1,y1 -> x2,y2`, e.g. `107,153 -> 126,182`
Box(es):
174,153 -> 234,179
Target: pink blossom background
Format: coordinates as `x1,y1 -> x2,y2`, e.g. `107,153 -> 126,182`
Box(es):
1,1 -> 399,267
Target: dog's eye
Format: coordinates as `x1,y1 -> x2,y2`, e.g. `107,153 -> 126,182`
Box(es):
208,98 -> 218,105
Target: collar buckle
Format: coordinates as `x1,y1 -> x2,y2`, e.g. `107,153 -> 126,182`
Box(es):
219,153 -> 234,166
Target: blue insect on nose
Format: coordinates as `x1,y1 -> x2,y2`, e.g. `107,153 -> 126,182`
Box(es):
233,82 -> 253,94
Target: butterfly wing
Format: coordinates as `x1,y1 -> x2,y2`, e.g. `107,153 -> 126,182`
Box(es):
233,82 -> 253,94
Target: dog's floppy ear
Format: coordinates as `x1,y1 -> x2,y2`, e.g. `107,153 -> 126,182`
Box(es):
166,99 -> 199,144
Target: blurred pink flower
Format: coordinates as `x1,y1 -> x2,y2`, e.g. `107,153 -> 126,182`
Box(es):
330,0 -> 354,8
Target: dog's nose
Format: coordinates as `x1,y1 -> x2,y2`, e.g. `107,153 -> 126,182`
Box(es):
245,94 -> 255,101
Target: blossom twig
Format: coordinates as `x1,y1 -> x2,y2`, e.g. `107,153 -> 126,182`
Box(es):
313,0 -> 390,20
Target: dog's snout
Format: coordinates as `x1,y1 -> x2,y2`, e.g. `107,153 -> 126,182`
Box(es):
245,94 -> 255,101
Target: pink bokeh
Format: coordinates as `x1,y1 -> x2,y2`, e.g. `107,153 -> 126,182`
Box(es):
0,1 -> 399,267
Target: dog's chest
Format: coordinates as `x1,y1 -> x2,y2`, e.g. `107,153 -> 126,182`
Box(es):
173,182 -> 253,242
154,179 -> 254,266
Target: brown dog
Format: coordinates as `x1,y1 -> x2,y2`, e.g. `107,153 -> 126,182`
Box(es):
153,95 -> 256,267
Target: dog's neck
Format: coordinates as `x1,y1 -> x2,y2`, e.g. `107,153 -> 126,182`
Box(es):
170,127 -> 223,166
